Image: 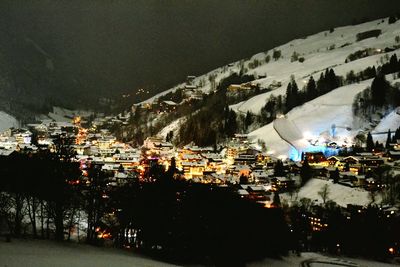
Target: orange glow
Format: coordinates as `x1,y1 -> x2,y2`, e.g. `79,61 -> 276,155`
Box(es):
264,203 -> 271,208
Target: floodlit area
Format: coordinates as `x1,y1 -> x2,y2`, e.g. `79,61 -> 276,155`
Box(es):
249,80 -> 372,160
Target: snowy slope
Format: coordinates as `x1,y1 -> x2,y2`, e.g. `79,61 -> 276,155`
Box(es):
1,239 -> 394,267
280,178 -> 378,208
0,111 -> 19,132
0,239 -> 177,267
139,17 -> 400,110
249,252 -> 396,267
158,117 -> 186,140
248,79 -> 374,159
231,49 -> 400,115
373,109 -> 400,143
139,17 -> 400,160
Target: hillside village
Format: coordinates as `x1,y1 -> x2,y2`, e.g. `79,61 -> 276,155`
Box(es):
2,106 -> 400,208
1,15 -> 400,263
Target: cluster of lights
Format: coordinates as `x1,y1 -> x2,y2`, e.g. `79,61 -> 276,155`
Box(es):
95,227 -> 112,239
309,217 -> 328,231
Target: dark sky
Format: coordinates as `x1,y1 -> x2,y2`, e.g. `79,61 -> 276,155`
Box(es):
0,0 -> 399,101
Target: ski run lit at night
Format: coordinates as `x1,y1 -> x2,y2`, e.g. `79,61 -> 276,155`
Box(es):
1,1 -> 400,267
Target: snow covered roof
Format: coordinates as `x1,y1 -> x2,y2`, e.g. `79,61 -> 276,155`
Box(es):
0,149 -> 15,156
238,189 -> 249,195
162,100 -> 178,106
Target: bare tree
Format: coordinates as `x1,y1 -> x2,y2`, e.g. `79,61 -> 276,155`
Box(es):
318,184 -> 330,205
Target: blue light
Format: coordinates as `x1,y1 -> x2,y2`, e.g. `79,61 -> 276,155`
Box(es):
289,144 -> 340,161
289,146 -> 301,161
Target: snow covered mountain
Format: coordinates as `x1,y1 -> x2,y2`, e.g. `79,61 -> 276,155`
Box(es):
139,16 -> 400,160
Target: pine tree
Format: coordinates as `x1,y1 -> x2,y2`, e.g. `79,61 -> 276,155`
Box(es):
291,78 -> 299,105
371,74 -> 389,106
317,72 -> 327,95
285,82 -> 293,111
274,160 -> 285,176
306,76 -> 317,99
245,111 -> 253,130
366,132 -> 375,151
300,157 -> 312,186
331,168 -> 340,183
273,192 -> 281,207
386,129 -> 392,148
273,49 -> 282,61
395,127 -> 400,141
328,69 -> 340,89
389,54 -> 398,73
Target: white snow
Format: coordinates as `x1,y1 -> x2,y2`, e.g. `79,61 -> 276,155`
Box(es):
158,117 -> 186,140
139,17 -> 400,160
0,239 -> 177,267
0,111 -> 19,132
46,106 -> 94,123
249,80 -> 374,159
249,252 -> 396,267
372,108 -> 400,143
281,178 -> 376,208
1,239 -> 395,267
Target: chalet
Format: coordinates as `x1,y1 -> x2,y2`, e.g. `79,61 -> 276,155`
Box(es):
392,139 -> 400,150
227,84 -> 242,92
231,164 -> 251,178
234,153 -> 256,165
271,176 -> 295,191
365,177 -> 377,190
201,153 -> 225,173
240,184 -> 270,201
143,136 -> 164,150
339,171 -> 366,187
183,89 -> 202,100
388,151 -> 400,161
311,166 -> 329,177
0,149 -> 17,157
181,160 -> 207,179
238,189 -> 249,198
181,145 -> 213,155
159,100 -> 178,112
327,156 -> 344,168
227,83 -> 258,92
305,152 -> 327,164
251,170 -> 270,183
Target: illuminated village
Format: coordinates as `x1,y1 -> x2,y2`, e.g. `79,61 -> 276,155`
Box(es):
1,107 -> 400,252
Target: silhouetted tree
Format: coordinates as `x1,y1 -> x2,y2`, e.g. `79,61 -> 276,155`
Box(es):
386,129 -> 392,149
306,76 -> 317,99
371,74 -> 389,106
274,160 -> 285,176
273,49 -> 281,61
300,157 -> 312,186
366,132 -> 375,151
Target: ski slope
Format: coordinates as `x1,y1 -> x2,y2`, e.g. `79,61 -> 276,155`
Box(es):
372,108 -> 400,143
139,16 -> 400,111
249,79 -> 375,160
138,16 -> 400,160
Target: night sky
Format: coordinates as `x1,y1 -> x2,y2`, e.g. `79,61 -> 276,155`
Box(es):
0,0 -> 399,101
